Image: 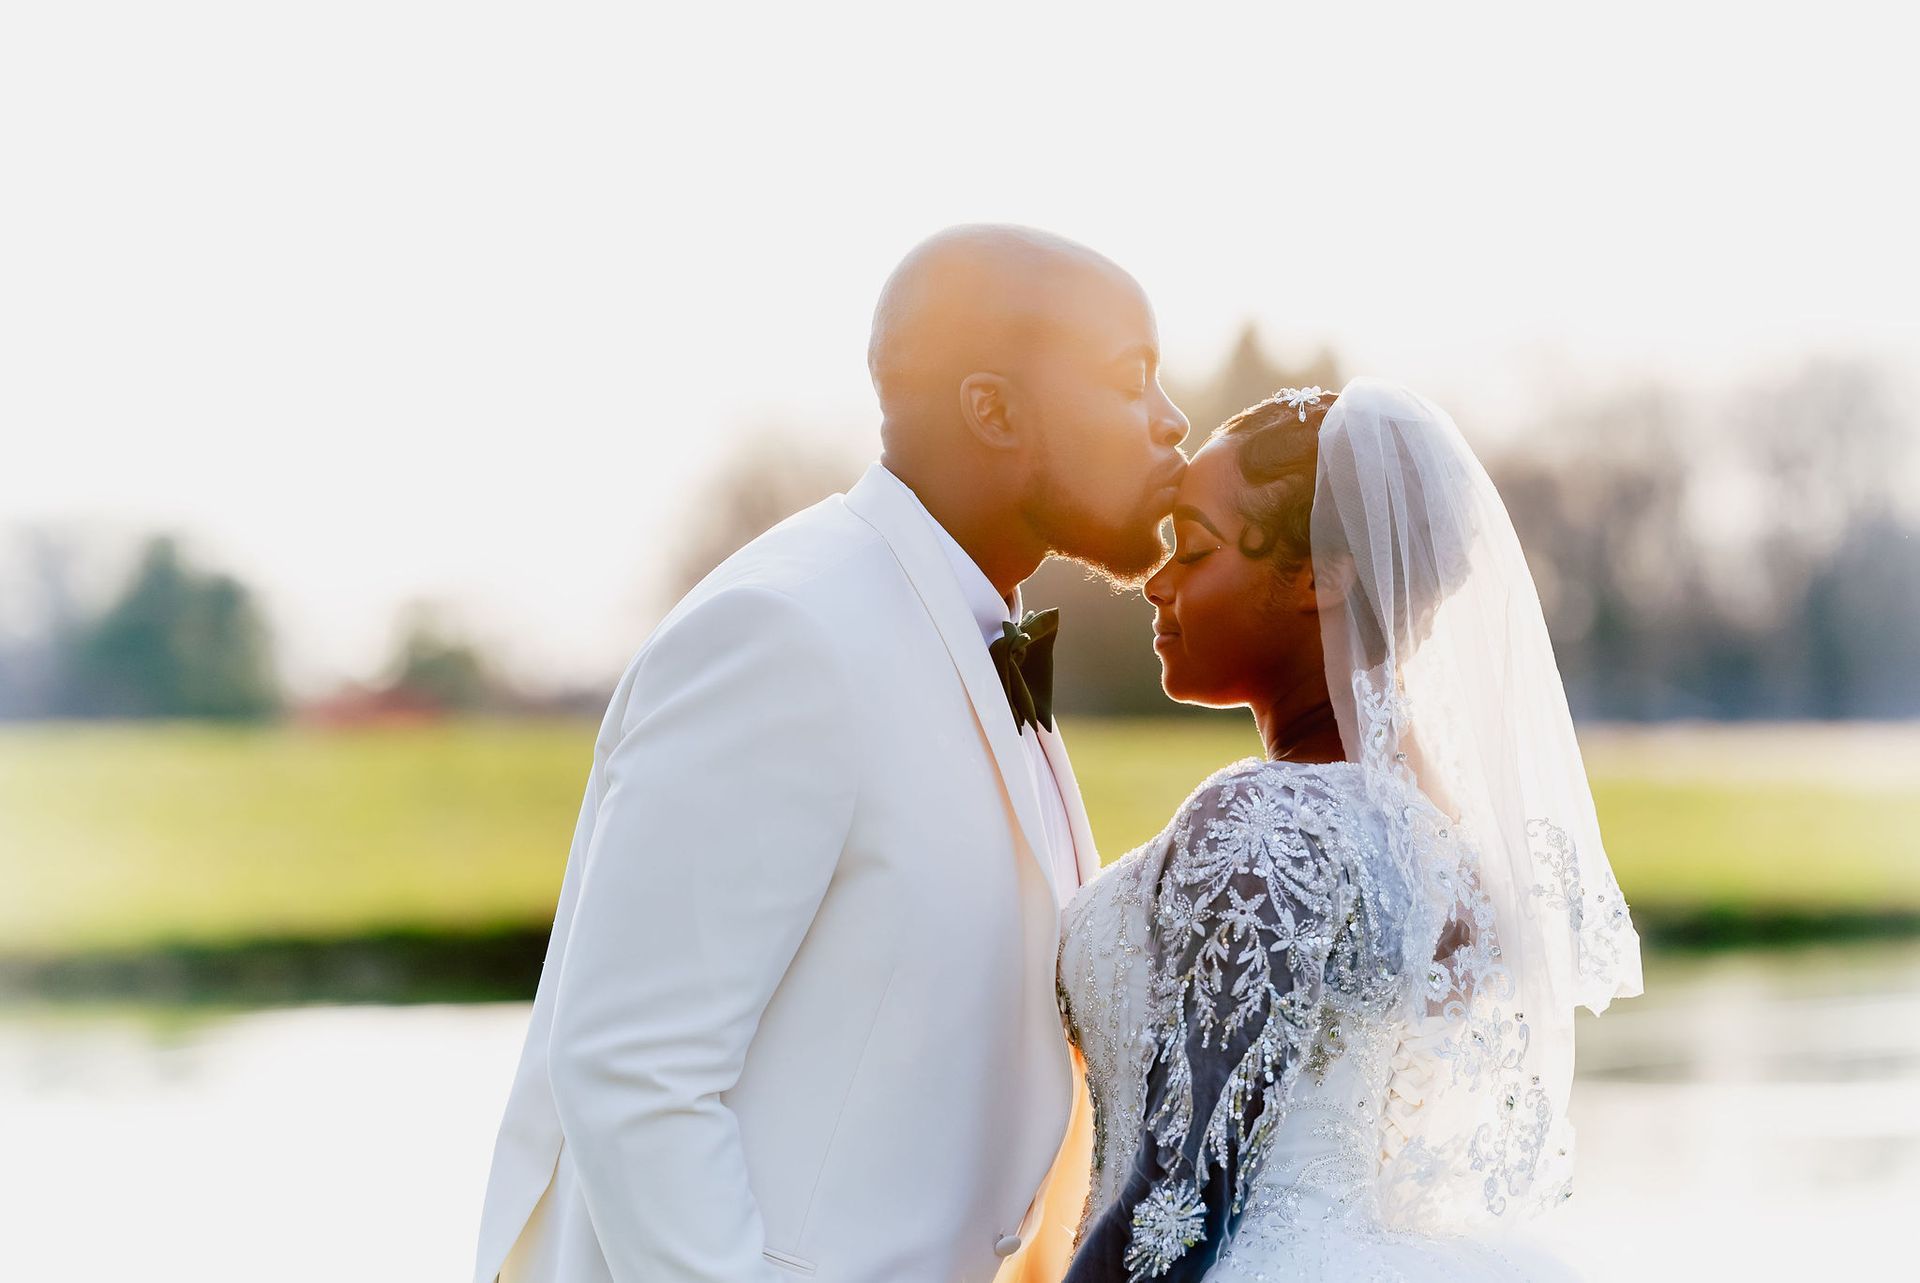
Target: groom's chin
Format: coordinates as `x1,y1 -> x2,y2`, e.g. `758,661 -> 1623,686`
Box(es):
1065,525 -> 1168,591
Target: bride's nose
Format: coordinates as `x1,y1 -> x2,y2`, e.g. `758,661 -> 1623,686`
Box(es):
1144,561 -> 1175,608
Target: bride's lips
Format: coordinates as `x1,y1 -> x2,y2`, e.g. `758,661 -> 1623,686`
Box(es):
1152,628 -> 1181,652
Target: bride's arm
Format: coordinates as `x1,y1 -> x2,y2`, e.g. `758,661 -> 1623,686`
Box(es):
1064,769 -> 1355,1282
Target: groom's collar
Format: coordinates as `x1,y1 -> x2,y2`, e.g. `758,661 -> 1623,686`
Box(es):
870,464 -> 1022,646
843,461 -> 1065,908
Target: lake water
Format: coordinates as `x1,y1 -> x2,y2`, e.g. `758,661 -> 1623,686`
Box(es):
3,945 -> 1914,1282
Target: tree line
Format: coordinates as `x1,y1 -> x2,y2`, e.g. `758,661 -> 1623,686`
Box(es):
4,329 -> 1913,722
0,538 -> 513,720
670,329 -> 1920,722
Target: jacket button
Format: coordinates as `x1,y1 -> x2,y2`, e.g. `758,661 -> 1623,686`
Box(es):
994,1234 -> 1022,1258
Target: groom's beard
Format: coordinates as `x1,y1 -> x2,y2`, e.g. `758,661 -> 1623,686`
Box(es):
1023,468 -> 1170,590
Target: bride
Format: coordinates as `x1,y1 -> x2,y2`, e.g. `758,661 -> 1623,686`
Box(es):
1055,378 -> 1643,1281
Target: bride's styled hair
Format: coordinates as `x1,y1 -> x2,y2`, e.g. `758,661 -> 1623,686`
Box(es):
1215,391 -> 1337,568
1221,385 -> 1475,664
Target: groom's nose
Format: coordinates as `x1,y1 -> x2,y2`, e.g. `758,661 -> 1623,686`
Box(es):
1153,396 -> 1191,451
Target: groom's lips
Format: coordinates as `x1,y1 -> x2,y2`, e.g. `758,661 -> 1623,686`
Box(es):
1152,628 -> 1181,652
1149,462 -> 1186,505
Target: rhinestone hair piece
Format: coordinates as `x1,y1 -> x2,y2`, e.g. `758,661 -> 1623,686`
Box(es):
1269,386 -> 1330,421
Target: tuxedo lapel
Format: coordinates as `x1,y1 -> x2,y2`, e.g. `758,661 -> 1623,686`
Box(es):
1036,725 -> 1102,888
843,465 -> 1061,908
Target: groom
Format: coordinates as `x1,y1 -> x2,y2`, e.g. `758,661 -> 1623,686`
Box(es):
474,225 -> 1190,1283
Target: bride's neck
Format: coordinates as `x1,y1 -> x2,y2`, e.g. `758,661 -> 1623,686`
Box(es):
1254,698 -> 1345,765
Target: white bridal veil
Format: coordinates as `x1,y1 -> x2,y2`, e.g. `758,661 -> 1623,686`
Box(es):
1312,377 -> 1644,1224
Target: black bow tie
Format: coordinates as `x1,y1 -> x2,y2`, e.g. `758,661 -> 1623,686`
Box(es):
988,608 -> 1059,734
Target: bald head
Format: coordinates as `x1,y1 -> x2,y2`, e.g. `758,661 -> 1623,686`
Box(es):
868,224 -> 1140,431
863,224 -> 1189,596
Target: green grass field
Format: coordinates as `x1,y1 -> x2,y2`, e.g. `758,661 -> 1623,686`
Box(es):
2,718 -> 1915,954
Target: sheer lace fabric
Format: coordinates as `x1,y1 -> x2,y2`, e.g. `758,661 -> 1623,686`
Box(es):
1058,759 -> 1601,1281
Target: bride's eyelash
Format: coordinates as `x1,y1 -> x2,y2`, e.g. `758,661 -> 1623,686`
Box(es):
1176,549 -> 1213,566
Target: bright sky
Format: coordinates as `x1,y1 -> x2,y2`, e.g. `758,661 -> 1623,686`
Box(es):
4,1 -> 1914,692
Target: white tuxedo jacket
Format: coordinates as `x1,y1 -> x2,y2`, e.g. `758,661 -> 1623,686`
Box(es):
474,464 -> 1102,1283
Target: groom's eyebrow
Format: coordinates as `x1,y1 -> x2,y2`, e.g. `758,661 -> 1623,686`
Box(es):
1173,504 -> 1225,539
1109,341 -> 1158,368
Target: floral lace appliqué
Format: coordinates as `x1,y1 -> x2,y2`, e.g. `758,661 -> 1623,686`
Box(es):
1122,1180 -> 1207,1279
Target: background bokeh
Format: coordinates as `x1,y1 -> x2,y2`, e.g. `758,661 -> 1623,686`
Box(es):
2,3 -> 1916,1280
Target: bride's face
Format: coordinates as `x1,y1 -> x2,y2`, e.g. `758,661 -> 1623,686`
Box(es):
1143,438 -> 1321,707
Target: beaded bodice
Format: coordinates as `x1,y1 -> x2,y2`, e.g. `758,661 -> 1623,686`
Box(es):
1056,758 -> 1574,1280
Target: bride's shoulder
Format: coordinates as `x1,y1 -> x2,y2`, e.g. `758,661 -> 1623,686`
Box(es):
1162,757 -> 1407,893
1173,755 -> 1368,830
1077,758 -> 1373,900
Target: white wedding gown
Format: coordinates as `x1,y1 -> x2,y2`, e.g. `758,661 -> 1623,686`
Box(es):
1057,758 -> 1597,1282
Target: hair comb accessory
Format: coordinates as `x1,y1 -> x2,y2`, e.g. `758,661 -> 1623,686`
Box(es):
1269,386 -> 1329,421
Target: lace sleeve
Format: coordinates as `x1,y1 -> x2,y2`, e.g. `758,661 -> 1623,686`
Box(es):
1064,764 -> 1374,1283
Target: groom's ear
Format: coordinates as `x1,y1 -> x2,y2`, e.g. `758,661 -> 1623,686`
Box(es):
958,372 -> 1020,452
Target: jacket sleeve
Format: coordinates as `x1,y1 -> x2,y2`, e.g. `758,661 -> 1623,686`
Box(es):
545,584 -> 860,1283
1064,770 -> 1356,1283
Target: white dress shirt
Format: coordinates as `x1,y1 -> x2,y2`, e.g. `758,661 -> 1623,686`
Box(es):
875,466 -> 1082,899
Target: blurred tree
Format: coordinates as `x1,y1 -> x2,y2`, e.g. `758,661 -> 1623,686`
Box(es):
58,537 -> 280,719
1795,516 -> 1920,717
1492,384 -> 1716,719
1737,360 -> 1920,718
1170,325 -> 1342,436
664,430 -> 864,604
0,528 -> 84,718
380,605 -> 506,713
1495,359 -> 1920,720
